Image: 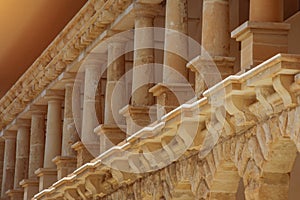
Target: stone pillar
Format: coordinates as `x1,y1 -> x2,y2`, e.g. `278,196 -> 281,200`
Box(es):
201,0 -> 230,57
150,0 -> 192,117
44,91 -> 63,168
35,90 -> 64,191
232,0 -> 289,71
95,42 -> 126,153
250,0 -> 283,22
187,0 -> 235,98
163,0 -> 189,82
14,120 -> 30,188
28,106 -> 46,179
20,105 -> 46,200
73,54 -> 103,166
121,2 -> 160,135
1,131 -> 16,199
7,119 -> 31,199
54,77 -> 79,180
0,139 -> 4,198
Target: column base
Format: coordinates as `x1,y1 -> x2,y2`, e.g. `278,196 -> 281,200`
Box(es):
6,189 -> 23,200
120,105 -> 156,135
20,179 -> 39,200
35,168 -> 57,192
187,55 -> 235,97
71,141 -> 95,168
94,124 -> 126,152
232,21 -> 290,71
150,83 -> 196,118
52,156 -> 77,180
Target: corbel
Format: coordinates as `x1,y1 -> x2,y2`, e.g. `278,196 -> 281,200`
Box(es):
272,74 -> 296,108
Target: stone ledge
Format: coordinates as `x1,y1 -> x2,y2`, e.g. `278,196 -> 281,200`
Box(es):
231,21 -> 291,40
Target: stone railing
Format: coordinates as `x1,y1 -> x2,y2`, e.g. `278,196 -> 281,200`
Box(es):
0,0 -> 133,131
33,54 -> 300,199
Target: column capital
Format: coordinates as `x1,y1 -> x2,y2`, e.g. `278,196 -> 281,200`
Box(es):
2,130 -> 17,140
44,89 -> 65,101
60,72 -> 77,85
134,2 -> 162,18
83,53 -> 107,70
29,105 -> 47,115
107,40 -> 126,51
13,118 -> 31,128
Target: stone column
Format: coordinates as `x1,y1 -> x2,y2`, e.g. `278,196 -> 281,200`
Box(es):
201,0 -> 230,57
163,0 -> 189,82
44,91 -> 63,168
95,42 -> 126,153
73,54 -> 103,167
232,0 -> 289,71
1,131 -> 16,199
0,139 -> 4,198
150,0 -> 193,117
20,105 -> 46,200
121,2 -> 160,135
250,0 -> 283,22
14,119 -> 31,188
53,75 -> 79,180
35,90 -> 64,191
187,0 -> 235,98
7,119 -> 31,199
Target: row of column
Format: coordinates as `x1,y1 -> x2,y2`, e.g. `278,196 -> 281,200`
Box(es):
0,0 -> 289,199
0,78 -> 80,199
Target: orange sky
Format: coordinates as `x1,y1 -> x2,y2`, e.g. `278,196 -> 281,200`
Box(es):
0,0 -> 87,98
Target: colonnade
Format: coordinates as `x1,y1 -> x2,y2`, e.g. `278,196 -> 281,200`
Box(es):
0,0 -> 290,199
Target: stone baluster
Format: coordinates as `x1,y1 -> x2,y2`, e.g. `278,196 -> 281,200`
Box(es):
1,131 -> 17,199
35,90 -> 64,191
232,0 -> 289,71
20,105 -> 47,200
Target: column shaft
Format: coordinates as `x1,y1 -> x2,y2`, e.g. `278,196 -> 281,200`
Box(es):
96,42 -> 127,153
76,56 -> 104,162
1,132 -> 16,198
131,4 -> 156,106
14,121 -> 30,189
250,0 -> 283,22
62,84 -> 79,157
163,0 -> 188,83
28,109 -> 46,179
44,98 -> 63,168
0,140 -> 4,197
81,63 -> 101,156
202,0 -> 230,57
105,42 -> 126,125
